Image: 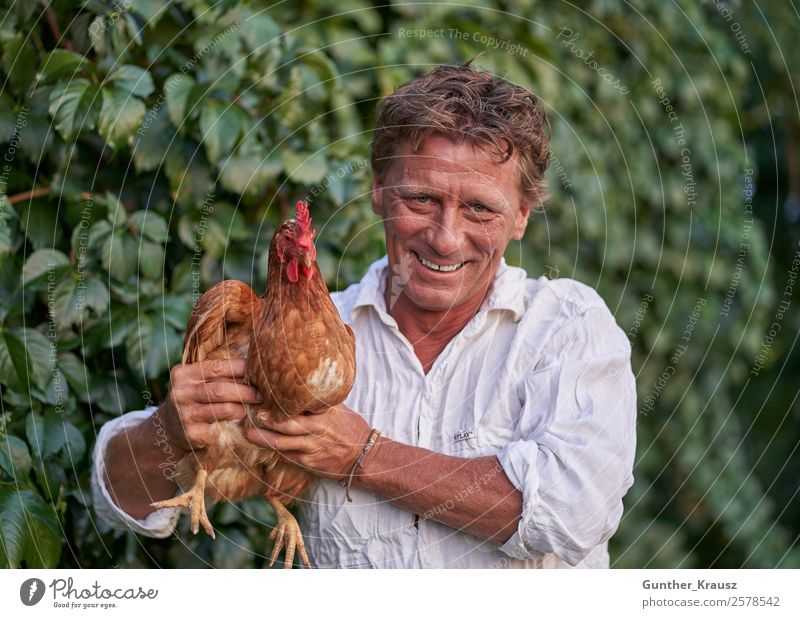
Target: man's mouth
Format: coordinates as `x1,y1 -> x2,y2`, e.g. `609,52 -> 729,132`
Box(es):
413,251 -> 465,273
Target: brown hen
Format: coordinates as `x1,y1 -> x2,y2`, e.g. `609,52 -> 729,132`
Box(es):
151,201 -> 356,568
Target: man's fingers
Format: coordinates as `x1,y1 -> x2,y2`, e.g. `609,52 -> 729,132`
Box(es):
192,358 -> 248,381
197,380 -> 262,404
244,427 -> 311,453
257,413 -> 313,436
195,403 -> 249,423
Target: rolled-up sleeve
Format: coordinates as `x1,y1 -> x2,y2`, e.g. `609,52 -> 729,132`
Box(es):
91,407 -> 181,539
497,305 -> 637,566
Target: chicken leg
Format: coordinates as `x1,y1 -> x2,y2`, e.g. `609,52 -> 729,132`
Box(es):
267,497 -> 311,568
151,468 -> 215,539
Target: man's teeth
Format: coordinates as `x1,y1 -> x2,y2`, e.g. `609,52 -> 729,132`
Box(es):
417,254 -> 463,272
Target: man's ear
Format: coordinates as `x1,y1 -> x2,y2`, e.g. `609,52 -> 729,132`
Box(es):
371,177 -> 384,217
512,202 -> 531,240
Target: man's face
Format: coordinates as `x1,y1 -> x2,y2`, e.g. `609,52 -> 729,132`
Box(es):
371,135 -> 531,313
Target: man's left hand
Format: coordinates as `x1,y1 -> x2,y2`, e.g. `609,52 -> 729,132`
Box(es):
243,403 -> 372,480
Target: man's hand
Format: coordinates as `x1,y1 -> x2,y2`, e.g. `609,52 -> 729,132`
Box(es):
243,403 -> 372,480
160,359 -> 263,452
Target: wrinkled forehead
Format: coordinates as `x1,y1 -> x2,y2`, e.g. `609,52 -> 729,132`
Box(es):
386,137 -> 522,203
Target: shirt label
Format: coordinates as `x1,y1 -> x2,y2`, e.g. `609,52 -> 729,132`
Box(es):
453,429 -> 477,443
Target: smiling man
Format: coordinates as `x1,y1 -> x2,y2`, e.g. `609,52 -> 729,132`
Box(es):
92,64 -> 637,568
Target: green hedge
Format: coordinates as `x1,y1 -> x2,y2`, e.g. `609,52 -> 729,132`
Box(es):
0,0 -> 796,567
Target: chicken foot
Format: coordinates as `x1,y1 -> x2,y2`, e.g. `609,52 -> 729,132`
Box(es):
267,497 -> 311,568
151,468 -> 215,539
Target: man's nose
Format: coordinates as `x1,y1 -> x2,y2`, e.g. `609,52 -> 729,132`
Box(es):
425,206 -> 463,256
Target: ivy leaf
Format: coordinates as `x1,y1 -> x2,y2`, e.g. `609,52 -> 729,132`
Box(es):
131,104 -> 174,172
199,100 -> 240,164
58,352 -> 90,398
0,435 -> 32,479
164,73 -> 200,128
219,151 -> 283,195
2,36 -> 37,96
98,86 -> 146,148
125,312 -> 182,380
139,239 -> 165,279
128,210 -> 168,243
106,65 -> 154,98
52,276 -> 109,331
281,149 -> 328,184
37,49 -> 86,84
48,78 -> 102,140
21,249 -> 69,288
102,232 -> 138,280
0,487 -> 62,568
3,328 -> 56,393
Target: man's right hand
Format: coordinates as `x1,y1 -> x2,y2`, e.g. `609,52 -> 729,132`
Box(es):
159,358 -> 263,452
102,358 -> 261,520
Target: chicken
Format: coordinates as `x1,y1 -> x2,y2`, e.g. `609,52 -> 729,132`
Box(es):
150,200 -> 356,568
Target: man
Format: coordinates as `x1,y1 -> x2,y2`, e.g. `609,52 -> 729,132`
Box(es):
92,64 -> 636,568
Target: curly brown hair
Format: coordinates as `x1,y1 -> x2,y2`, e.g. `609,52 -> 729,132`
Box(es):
371,63 -> 551,205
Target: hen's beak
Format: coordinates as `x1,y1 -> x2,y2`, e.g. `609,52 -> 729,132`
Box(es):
300,252 -> 313,269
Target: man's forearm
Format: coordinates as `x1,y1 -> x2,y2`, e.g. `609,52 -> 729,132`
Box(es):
353,438 -> 522,544
103,406 -> 188,520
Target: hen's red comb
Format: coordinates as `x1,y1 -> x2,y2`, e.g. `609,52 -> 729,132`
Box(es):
295,200 -> 311,234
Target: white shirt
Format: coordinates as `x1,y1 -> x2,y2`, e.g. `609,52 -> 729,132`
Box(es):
92,256 -> 637,568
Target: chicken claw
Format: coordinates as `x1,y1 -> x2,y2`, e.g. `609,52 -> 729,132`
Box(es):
267,497 -> 311,568
151,469 -> 215,539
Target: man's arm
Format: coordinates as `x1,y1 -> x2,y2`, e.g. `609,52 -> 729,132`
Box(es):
98,359 -> 262,521
243,405 -> 522,544
354,438 -> 522,544
103,405 -> 187,519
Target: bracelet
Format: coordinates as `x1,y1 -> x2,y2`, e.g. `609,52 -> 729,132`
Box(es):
339,428 -> 381,502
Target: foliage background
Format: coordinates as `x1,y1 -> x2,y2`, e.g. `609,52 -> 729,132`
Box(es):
0,0 -> 797,568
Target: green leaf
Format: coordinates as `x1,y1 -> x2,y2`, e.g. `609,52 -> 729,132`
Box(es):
57,352 -> 90,398
37,49 -> 86,84
48,78 -> 102,140
21,249 -> 69,287
52,276 -> 109,331
102,232 -> 137,280
281,149 -> 328,184
199,100 -> 240,163
236,9 -> 281,53
106,65 -> 155,97
0,435 -> 32,479
219,152 -> 283,195
98,86 -> 146,148
128,210 -> 168,243
25,412 -> 85,462
2,36 -> 36,96
0,487 -> 61,568
138,239 -> 165,279
131,103 -> 174,172
19,199 -> 62,250
3,328 -> 56,393
125,312 -> 182,380
164,73 -> 197,128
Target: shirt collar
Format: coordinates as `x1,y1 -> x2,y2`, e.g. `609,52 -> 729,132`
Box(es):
351,255 -> 527,322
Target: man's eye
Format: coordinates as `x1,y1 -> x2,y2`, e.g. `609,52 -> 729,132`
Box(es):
470,203 -> 489,213
414,195 -> 431,204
